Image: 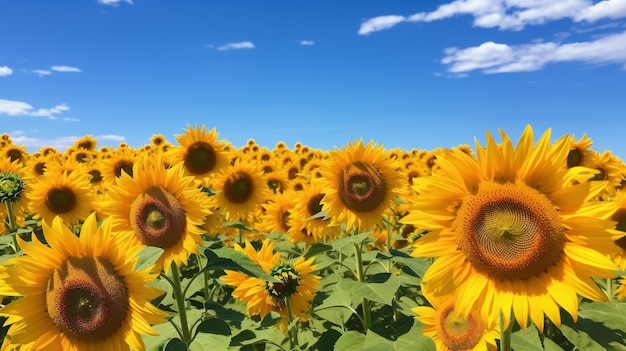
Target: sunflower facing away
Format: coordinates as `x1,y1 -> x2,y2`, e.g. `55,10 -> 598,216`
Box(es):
221,239 -> 320,332
320,139 -> 404,232
97,153 -> 214,273
0,213 -> 166,351
413,289 -> 499,351
401,126 -> 622,331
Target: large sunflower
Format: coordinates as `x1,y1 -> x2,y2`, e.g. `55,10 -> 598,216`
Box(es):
413,290 -> 499,351
401,126 -> 622,331
0,213 -> 166,351
213,159 -> 268,223
97,153 -> 214,272
27,166 -> 95,226
221,239 -> 320,332
166,124 -> 231,187
320,139 -> 404,232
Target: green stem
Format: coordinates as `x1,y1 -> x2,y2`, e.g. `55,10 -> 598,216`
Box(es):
238,227 -> 243,246
4,201 -> 19,253
607,278 -> 614,302
500,312 -> 512,351
285,295 -> 299,350
354,242 -> 371,331
384,214 -> 399,321
171,262 -> 192,344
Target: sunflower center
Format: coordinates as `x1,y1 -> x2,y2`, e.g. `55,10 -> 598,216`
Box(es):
567,149 -> 582,168
223,172 -> 253,204
338,161 -> 387,213
130,186 -> 187,249
612,208 -> 626,250
45,186 -> 77,214
437,303 -> 483,351
46,256 -> 129,341
308,194 -> 324,216
114,161 -> 134,178
265,264 -> 301,300
455,181 -> 565,280
185,142 -> 217,174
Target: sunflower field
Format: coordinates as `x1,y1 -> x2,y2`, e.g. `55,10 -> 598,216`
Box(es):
1,124 -> 626,351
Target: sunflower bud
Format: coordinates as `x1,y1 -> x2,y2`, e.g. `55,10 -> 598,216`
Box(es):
0,171 -> 25,203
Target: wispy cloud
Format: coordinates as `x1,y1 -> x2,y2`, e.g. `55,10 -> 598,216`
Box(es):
9,131 -> 126,152
98,0 -> 132,6
51,65 -> 81,73
358,0 -> 626,34
299,40 -> 315,46
217,41 -> 255,51
0,99 -> 71,119
441,30 -> 626,73
0,66 -> 13,77
32,69 -> 52,77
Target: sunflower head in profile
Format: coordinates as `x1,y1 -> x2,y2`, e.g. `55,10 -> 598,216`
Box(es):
319,139 -> 404,232
0,213 -> 167,351
287,179 -> 341,244
213,158 -> 268,223
97,152 -> 214,273
413,290 -> 499,351
402,125 -> 622,331
27,165 -> 95,226
567,133 -> 597,169
100,145 -> 137,187
166,124 -> 231,186
221,239 -> 320,332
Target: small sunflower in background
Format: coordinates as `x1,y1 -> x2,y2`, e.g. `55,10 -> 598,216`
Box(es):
27,165 -> 95,227
319,139 -> 404,233
567,133 -> 597,169
221,239 -> 320,332
99,145 -> 137,186
413,290 -> 499,351
0,213 -> 167,351
213,159 -> 268,224
166,124 -> 231,187
97,152 -> 214,273
0,157 -> 29,234
258,190 -> 296,235
402,125 -> 622,331
287,179 -> 341,244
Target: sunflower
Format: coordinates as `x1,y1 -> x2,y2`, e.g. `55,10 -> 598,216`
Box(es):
27,166 -> 95,226
567,134 -> 597,169
0,157 -> 29,234
166,124 -> 231,186
213,159 -> 268,223
100,145 -> 137,187
402,126 -> 622,331
413,291 -> 499,351
220,239 -> 320,332
97,153 -> 214,272
587,150 -> 626,198
258,190 -> 296,234
320,139 -> 404,232
287,179 -> 341,244
0,213 -> 166,351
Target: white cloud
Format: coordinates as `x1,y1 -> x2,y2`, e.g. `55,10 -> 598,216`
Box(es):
98,0 -> 132,6
9,132 -> 126,152
358,0 -> 626,34
51,65 -> 81,73
63,117 -> 80,122
0,99 -> 71,119
441,30 -> 626,73
0,66 -> 13,76
300,40 -> 315,46
358,15 -> 406,35
32,69 -> 52,76
217,41 -> 255,51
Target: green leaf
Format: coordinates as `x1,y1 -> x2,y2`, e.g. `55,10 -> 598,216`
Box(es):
194,318 -> 231,337
222,221 -> 258,233
134,246 -> 164,271
229,329 -> 257,346
331,231 -> 375,251
338,273 -> 401,306
376,250 -> 430,278
304,243 -> 333,259
164,338 -> 188,351
543,338 -> 566,351
260,311 -> 282,328
311,329 -> 342,351
334,331 -> 367,351
192,332 -> 231,350
511,326 -> 543,351
203,247 -> 277,282
204,300 -> 245,327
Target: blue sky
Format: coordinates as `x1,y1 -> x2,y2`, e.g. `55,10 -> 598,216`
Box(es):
1,0 -> 626,159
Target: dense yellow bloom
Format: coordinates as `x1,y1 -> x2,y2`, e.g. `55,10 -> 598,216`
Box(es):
0,213 -> 166,351
98,153 -> 214,272
413,291 -> 499,351
402,126 -> 622,331
213,159 -> 269,223
320,139 -> 404,232
221,239 -> 320,332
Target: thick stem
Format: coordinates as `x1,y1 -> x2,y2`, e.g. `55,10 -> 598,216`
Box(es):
354,242 -> 371,331
5,201 -> 19,253
607,278 -> 614,302
171,262 -> 192,343
500,311 -> 512,351
285,295 -> 299,349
